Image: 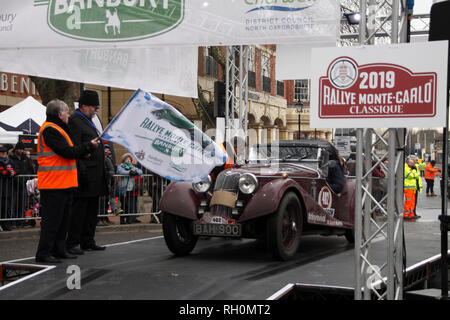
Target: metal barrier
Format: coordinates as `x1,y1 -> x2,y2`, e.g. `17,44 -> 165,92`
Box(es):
0,174 -> 169,226
0,175 -> 39,226
98,174 -> 169,223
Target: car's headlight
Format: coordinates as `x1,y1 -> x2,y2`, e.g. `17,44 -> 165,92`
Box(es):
192,175 -> 212,193
238,173 -> 258,194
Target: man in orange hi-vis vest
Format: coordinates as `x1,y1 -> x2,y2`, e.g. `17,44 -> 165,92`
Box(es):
35,99 -> 100,264
424,160 -> 441,197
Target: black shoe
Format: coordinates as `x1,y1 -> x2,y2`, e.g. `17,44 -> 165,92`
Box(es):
54,252 -> 77,259
67,247 -> 85,255
81,244 -> 106,251
35,256 -> 61,264
412,215 -> 422,220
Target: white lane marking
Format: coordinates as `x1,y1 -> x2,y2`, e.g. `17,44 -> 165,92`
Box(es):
104,236 -> 163,247
0,236 -> 164,265
0,264 -> 56,291
0,236 -> 164,291
267,283 -> 294,300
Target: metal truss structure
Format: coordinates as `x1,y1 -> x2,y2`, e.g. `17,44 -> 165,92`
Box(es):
354,0 -> 409,300
223,0 -> 414,300
355,128 -> 405,300
225,46 -> 249,153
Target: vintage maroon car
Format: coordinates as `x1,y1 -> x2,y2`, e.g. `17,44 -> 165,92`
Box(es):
160,140 -> 356,260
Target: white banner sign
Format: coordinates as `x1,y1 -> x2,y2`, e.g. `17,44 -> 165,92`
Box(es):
0,46 -> 198,98
101,89 -> 227,182
334,136 -> 351,157
276,42 -> 336,80
310,41 -> 449,129
0,0 -> 339,49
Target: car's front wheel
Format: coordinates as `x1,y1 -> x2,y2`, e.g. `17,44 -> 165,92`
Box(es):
345,228 -> 355,243
162,212 -> 198,256
267,192 -> 303,261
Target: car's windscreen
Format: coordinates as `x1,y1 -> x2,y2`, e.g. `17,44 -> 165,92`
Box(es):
249,146 -> 318,162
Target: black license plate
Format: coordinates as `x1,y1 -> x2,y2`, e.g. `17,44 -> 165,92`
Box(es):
193,222 -> 242,237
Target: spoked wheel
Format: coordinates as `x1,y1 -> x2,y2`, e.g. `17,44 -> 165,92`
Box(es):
162,212 -> 198,256
267,192 -> 303,261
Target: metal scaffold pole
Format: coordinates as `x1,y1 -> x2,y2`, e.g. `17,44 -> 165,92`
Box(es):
225,45 -> 249,155
354,0 -> 407,300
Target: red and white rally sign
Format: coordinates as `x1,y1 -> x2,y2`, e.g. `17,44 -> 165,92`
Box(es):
318,186 -> 332,209
310,41 -> 448,129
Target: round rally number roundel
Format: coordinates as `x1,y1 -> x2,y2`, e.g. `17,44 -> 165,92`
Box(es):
318,186 -> 332,209
329,58 -> 358,89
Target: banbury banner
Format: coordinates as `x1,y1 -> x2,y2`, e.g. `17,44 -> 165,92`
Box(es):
101,89 -> 227,182
0,0 -> 339,49
310,41 -> 449,129
0,46 -> 198,98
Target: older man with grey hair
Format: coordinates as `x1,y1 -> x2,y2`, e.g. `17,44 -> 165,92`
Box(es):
35,99 -> 100,264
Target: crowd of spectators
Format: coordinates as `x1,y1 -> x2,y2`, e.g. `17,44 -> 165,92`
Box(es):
0,142 -> 36,231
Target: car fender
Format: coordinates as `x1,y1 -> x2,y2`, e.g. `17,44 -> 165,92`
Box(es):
159,182 -> 199,220
239,178 -> 307,222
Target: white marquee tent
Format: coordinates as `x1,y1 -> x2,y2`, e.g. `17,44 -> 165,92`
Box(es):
0,96 -> 46,132
0,96 -> 45,145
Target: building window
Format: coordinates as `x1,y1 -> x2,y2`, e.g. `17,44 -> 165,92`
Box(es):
261,55 -> 270,93
204,46 -> 218,78
294,79 -> 309,102
248,71 -> 256,88
276,81 -> 284,96
248,46 -> 255,72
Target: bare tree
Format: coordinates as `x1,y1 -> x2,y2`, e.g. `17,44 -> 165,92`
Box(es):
30,76 -> 79,111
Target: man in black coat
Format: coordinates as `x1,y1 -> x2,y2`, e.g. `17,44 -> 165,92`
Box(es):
66,90 -> 108,254
325,150 -> 345,194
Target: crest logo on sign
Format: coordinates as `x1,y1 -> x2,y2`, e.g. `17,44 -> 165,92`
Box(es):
329,58 -> 358,89
318,186 -> 332,209
42,0 -> 184,42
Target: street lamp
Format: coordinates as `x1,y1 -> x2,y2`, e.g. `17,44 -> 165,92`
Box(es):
344,12 -> 361,25
296,101 -> 303,140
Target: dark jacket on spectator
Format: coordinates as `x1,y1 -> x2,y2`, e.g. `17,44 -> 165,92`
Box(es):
0,156 -> 16,188
326,159 -> 345,194
68,112 -> 108,197
104,155 -> 115,194
10,153 -> 35,175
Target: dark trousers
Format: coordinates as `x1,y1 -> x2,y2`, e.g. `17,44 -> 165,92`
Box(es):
426,179 -> 435,194
119,192 -> 137,224
66,196 -> 99,249
36,190 -> 73,259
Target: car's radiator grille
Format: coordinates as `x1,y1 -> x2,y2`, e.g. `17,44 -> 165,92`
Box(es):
211,171 -> 240,217
214,171 -> 240,192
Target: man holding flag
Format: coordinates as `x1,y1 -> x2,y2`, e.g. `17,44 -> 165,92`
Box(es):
66,90 -> 108,254
102,89 -> 227,184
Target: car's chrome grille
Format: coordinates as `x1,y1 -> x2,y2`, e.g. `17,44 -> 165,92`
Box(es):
214,171 -> 240,192
211,171 -> 240,217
